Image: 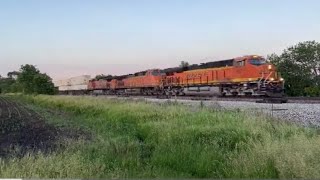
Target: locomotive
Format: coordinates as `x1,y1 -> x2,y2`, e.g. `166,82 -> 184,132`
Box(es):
55,55 -> 285,97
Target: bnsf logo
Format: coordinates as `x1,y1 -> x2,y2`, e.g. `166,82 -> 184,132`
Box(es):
187,72 -> 208,79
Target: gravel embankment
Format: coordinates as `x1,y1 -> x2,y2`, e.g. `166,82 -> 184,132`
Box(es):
213,101 -> 320,127
105,96 -> 320,127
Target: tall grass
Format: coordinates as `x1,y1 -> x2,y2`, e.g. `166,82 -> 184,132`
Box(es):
1,95 -> 320,178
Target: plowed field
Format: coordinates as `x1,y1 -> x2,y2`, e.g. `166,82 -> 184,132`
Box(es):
0,96 -> 59,157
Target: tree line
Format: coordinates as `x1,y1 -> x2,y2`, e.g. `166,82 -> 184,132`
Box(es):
1,41 -> 320,96
268,41 -> 320,96
0,65 -> 55,95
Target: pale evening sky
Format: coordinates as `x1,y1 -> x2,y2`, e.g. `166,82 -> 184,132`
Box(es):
0,0 -> 320,80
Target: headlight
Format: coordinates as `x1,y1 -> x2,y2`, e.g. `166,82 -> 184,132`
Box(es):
270,78 -> 274,81
280,78 -> 284,81
268,65 -> 272,70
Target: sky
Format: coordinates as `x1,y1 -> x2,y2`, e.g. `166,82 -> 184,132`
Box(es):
1,0 -> 320,80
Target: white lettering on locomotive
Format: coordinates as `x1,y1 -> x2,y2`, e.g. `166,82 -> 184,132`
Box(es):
187,72 -> 208,79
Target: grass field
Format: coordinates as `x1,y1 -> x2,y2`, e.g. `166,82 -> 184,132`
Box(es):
1,95 -> 320,178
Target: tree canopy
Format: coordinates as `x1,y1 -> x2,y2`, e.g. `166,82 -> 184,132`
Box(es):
268,41 -> 320,96
0,64 -> 55,95
7,71 -> 20,79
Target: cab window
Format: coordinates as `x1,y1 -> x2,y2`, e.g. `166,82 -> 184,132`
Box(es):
150,71 -> 165,76
249,59 -> 266,66
151,71 -> 158,76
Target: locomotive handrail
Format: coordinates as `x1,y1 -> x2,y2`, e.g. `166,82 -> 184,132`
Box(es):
263,72 -> 273,85
258,72 -> 265,90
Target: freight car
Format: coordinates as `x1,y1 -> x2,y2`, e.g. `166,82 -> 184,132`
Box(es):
55,55 -> 285,97
54,75 -> 91,95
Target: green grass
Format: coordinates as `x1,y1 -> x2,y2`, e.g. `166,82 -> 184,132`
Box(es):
1,95 -> 320,178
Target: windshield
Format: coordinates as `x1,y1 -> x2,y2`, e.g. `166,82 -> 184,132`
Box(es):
249,59 -> 266,66
151,70 -> 165,76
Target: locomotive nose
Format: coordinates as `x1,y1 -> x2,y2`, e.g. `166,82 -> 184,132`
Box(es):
265,63 -> 275,71
264,64 -> 276,73
264,64 -> 283,81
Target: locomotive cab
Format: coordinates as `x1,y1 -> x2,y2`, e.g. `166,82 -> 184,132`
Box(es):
235,55 -> 285,96
234,55 -> 283,82
248,56 -> 283,82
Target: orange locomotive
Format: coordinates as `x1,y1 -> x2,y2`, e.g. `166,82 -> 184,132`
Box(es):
162,55 -> 284,96
88,79 -> 111,94
87,55 -> 284,97
88,70 -> 164,95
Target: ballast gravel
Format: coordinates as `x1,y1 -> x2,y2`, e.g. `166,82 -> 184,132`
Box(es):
112,97 -> 320,128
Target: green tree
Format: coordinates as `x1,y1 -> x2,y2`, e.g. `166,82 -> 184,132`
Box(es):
7,71 -> 20,79
33,73 -> 55,94
9,81 -> 22,93
0,77 -> 16,93
17,64 -> 55,94
17,64 -> 40,94
268,41 -> 320,96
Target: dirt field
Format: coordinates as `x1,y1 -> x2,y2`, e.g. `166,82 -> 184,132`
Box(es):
0,96 -> 87,158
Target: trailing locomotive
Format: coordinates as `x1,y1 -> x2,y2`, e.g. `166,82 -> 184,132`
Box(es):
55,55 -> 285,97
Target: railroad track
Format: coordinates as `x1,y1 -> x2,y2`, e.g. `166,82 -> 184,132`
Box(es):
286,97 -> 320,104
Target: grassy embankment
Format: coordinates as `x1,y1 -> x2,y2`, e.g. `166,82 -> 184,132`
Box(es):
1,95 -> 320,178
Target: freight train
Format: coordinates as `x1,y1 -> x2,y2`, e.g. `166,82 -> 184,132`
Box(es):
54,55 -> 285,97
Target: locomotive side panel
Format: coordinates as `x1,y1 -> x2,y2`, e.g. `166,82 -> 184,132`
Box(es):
166,67 -> 234,86
87,80 -> 95,90
88,79 -> 110,90
122,70 -> 162,89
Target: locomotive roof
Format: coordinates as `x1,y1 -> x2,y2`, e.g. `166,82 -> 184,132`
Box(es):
95,70 -> 148,81
161,59 -> 234,74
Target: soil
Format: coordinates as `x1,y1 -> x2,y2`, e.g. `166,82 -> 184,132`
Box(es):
0,96 -> 90,158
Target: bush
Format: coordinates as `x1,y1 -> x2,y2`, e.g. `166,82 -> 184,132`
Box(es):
304,86 -> 320,97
